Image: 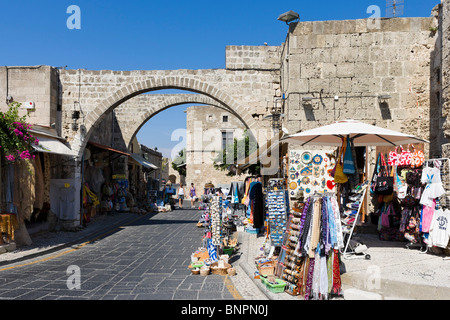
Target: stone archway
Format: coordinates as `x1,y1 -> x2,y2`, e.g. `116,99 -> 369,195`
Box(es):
113,93 -> 244,150
76,75 -> 262,158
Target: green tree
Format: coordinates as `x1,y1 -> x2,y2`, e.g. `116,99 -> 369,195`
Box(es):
213,131 -> 260,176
172,148 -> 186,177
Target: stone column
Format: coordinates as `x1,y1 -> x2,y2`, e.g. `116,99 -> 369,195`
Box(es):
442,0 -> 450,157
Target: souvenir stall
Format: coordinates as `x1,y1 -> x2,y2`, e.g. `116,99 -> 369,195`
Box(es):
189,195 -> 237,276
371,144 -> 450,255
255,119 -> 428,297
275,194 -> 345,299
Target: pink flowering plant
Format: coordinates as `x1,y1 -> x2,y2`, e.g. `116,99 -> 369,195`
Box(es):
0,102 -> 39,163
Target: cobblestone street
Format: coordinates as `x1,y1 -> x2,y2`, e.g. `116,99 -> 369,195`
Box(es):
0,208 -> 256,300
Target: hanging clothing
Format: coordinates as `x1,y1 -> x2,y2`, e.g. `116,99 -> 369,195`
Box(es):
230,181 -> 244,204
428,209 -> 450,248
420,200 -> 436,233
420,166 -> 445,207
308,199 -> 322,258
249,181 -> 264,229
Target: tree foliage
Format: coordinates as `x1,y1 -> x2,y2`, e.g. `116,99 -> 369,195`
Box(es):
172,148 -> 186,177
213,131 -> 260,176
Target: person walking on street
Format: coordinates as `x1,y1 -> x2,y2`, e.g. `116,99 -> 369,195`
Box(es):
178,184 -> 185,209
190,183 -> 197,208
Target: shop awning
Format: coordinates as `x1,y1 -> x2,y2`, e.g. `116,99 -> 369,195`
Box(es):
129,153 -> 158,170
32,134 -> 78,157
87,141 -> 130,156
238,132 -> 283,172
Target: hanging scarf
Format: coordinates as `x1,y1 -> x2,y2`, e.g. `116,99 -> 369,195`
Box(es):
308,200 -> 322,258
326,197 -> 337,252
319,254 -> 328,300
294,197 -> 312,256
331,196 -> 344,249
304,257 -> 315,300
303,211 -> 314,257
312,252 -> 321,300
296,198 -> 314,257
331,249 -> 342,295
327,251 -> 333,296
320,197 -> 329,256
297,257 -> 309,297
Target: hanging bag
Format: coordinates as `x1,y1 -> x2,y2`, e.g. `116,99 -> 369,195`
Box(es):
409,144 -> 424,168
381,203 -> 394,228
370,153 -> 382,195
332,139 -> 348,184
388,145 -> 412,167
388,146 -> 401,166
343,138 -> 356,175
374,154 -> 394,195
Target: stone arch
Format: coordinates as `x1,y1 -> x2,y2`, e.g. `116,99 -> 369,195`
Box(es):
114,93 -> 247,150
80,76 -> 261,157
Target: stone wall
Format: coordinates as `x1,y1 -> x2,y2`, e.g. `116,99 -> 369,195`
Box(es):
185,105 -> 247,193
0,66 -> 59,130
57,64 -> 279,157
281,15 -> 440,157
442,0 -> 450,157
226,45 -> 281,70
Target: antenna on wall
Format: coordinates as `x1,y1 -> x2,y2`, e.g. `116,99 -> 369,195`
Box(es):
386,0 -> 404,18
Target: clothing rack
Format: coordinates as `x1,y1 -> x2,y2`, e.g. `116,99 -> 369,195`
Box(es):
410,158 -> 450,255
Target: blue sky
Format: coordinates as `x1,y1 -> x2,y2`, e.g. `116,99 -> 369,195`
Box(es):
0,0 -> 440,158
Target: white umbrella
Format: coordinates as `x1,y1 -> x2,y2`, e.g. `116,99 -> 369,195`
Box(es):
281,119 -> 428,147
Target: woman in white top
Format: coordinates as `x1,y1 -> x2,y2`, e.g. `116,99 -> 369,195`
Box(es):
178,184 -> 185,209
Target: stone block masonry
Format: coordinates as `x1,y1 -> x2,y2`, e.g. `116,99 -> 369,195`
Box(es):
441,0 -> 450,158
58,66 -> 280,158
226,45 -> 281,71
0,66 -> 59,131
281,13 -> 441,158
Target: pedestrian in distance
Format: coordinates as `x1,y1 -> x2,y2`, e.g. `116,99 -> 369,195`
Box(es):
178,184 -> 185,209
190,183 -> 197,208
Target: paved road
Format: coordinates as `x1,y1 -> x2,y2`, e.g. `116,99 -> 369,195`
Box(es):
0,208 -> 243,300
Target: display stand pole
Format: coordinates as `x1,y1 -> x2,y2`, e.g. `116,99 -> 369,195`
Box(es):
342,186 -> 369,259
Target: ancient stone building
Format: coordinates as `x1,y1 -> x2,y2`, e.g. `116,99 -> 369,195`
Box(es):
185,105 -> 247,191
1,1 -> 449,227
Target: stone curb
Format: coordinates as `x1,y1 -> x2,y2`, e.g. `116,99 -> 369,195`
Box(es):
341,272 -> 450,300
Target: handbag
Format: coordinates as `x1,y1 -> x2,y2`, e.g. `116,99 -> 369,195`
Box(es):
343,138 -> 356,174
370,153 -> 382,195
381,203 -> 395,228
406,169 -> 421,186
388,145 -> 412,167
374,154 -> 394,195
332,139 -> 348,184
409,144 -> 424,168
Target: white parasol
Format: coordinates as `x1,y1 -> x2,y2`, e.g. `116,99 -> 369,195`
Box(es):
280,119 -> 428,147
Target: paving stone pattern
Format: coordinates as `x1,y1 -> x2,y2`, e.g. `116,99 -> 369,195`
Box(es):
0,209 -> 239,300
